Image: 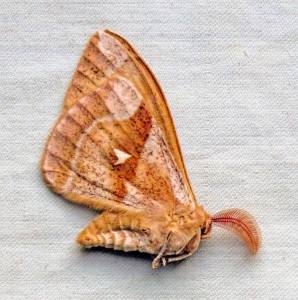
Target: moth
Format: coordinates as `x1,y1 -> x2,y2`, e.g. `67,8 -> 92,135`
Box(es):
41,30 -> 261,268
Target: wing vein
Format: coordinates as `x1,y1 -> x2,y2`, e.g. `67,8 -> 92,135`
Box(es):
45,151 -> 127,202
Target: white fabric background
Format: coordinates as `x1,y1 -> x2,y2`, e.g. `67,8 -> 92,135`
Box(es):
1,1 -> 297,299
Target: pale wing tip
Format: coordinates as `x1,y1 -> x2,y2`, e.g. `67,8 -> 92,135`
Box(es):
98,29 -> 113,35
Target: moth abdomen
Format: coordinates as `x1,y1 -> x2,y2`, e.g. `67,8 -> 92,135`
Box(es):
100,230 -> 149,252
76,211 -> 153,252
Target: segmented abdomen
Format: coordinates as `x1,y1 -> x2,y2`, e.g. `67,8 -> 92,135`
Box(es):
96,230 -> 148,252
76,212 -> 155,253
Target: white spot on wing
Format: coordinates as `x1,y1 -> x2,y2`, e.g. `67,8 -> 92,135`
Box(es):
114,148 -> 131,165
61,78 -> 140,192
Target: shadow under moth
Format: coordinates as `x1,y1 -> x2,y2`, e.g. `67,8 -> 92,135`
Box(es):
41,30 -> 261,268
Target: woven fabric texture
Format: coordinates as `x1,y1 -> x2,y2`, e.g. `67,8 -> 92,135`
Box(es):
1,1 -> 297,299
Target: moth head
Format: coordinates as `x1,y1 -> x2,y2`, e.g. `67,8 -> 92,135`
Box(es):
201,210 -> 212,236
211,208 -> 262,255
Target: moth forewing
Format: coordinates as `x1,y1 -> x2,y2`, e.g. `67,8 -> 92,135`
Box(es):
41,30 -> 261,268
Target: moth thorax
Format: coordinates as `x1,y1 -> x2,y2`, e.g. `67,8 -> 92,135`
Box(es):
170,206 -> 210,234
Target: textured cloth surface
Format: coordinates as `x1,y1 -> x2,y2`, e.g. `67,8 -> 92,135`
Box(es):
1,1 -> 297,299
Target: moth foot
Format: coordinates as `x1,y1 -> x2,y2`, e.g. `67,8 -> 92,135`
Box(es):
201,234 -> 211,239
152,257 -> 167,268
152,258 -> 160,269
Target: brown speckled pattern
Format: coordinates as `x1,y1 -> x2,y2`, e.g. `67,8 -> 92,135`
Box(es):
41,30 -> 261,268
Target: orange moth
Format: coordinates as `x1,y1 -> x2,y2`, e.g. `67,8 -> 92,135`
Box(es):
41,30 -> 261,268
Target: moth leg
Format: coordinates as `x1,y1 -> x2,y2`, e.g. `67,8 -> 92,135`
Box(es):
201,233 -> 211,239
152,232 -> 172,269
166,230 -> 201,264
166,252 -> 195,263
